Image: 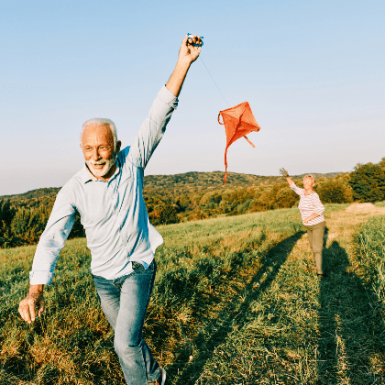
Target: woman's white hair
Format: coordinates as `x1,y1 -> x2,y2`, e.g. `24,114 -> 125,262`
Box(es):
81,118 -> 118,150
303,174 -> 316,183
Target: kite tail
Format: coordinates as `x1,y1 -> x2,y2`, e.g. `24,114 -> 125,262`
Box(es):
224,149 -> 228,183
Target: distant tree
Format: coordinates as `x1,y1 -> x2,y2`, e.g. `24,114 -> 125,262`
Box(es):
249,190 -> 274,212
10,206 -> 47,244
199,191 -> 222,206
349,163 -> 385,202
378,157 -> 385,171
0,200 -> 14,228
317,179 -> 353,203
271,184 -> 298,209
11,207 -> 32,237
175,195 -> 191,213
248,184 -> 298,212
149,203 -> 179,225
0,200 -> 16,247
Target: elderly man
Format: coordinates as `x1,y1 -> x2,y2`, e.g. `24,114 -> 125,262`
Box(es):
18,34 -> 203,385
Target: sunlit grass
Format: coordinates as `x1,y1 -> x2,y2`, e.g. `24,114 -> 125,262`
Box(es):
356,215 -> 385,304
1,203 -> 385,384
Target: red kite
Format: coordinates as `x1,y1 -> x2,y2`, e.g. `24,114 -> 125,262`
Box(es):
218,102 -> 261,183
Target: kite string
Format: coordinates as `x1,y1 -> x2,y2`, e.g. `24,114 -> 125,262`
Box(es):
199,56 -> 230,106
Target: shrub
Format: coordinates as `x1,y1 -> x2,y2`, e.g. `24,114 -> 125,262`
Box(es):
349,163 -> 385,202
272,184 -> 298,209
150,204 -> 179,225
317,179 -> 353,203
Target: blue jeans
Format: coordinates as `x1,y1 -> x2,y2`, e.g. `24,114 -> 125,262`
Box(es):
93,260 -> 160,385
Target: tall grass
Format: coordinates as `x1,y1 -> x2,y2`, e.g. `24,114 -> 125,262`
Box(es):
1,204 -> 384,384
356,215 -> 385,304
0,208 -> 305,384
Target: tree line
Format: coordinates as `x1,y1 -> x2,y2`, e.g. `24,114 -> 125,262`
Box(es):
1,159 -> 384,248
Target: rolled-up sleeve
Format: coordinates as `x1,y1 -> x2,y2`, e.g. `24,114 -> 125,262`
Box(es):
128,85 -> 178,169
29,190 -> 76,285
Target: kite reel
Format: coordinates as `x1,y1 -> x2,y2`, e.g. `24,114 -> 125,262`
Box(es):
187,33 -> 204,47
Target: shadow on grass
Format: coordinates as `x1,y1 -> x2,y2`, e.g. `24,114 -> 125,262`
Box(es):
167,230 -> 305,385
317,233 -> 385,384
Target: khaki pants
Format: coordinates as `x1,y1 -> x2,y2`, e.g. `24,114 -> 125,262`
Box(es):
306,221 -> 326,274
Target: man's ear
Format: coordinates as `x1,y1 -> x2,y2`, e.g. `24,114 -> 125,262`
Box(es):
116,140 -> 122,153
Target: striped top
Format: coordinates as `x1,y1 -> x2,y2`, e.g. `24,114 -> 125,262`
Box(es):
291,183 -> 325,226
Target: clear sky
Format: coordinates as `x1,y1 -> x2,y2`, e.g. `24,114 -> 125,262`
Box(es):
1,0 -> 384,195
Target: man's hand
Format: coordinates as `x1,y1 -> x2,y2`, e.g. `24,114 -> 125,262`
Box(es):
18,286 -> 45,324
178,35 -> 202,65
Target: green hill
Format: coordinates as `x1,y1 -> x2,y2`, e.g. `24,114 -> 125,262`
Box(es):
2,171 -> 341,201
0,170 -> 348,248
1,187 -> 61,202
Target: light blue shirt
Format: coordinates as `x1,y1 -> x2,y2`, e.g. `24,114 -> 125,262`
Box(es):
30,86 -> 178,284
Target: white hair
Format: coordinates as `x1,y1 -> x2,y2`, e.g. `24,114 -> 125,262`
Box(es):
81,118 -> 118,150
303,174 -> 316,183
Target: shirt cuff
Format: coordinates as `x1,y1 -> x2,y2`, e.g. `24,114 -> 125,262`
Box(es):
159,85 -> 179,108
29,270 -> 54,285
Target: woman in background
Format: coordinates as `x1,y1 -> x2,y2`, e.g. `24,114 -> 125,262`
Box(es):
280,168 -> 327,277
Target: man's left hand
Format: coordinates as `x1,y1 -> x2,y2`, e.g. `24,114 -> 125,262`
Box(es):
166,34 -> 203,97
178,34 -> 202,64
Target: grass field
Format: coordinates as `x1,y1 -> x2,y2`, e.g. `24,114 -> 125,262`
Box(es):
1,203 -> 385,384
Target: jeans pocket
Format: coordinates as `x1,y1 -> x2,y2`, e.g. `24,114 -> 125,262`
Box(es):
132,261 -> 145,272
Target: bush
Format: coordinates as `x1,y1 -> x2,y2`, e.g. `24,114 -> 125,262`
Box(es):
317,179 -> 353,203
272,184 -> 298,209
349,163 -> 385,202
149,204 -> 179,225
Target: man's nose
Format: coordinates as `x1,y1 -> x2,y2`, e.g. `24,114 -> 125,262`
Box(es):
91,148 -> 101,160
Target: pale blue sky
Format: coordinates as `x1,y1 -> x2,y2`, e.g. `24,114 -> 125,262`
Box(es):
1,0 -> 384,195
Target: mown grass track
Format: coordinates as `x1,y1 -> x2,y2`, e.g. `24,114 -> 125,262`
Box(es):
0,203 -> 384,384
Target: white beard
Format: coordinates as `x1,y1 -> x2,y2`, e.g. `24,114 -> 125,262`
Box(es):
86,156 -> 116,177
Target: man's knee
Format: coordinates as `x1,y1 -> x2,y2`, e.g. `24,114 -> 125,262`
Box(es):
114,336 -> 142,357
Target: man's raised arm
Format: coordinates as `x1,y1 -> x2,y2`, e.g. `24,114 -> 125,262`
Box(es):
166,34 -> 202,97
127,34 -> 203,169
